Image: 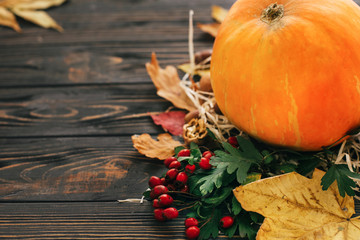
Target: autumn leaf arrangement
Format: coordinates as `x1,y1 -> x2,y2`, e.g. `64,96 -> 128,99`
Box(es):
130,6 -> 360,240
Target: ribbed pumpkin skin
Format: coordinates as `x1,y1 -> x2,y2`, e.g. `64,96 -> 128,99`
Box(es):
211,0 -> 360,151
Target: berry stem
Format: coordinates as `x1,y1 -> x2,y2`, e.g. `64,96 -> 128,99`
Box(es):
178,201 -> 199,212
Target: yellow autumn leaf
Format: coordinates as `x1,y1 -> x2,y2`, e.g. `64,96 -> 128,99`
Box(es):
0,0 -> 66,32
198,5 -> 229,37
233,169 -> 360,240
178,63 -> 210,77
211,5 -> 228,23
0,6 -> 20,32
131,133 -> 183,160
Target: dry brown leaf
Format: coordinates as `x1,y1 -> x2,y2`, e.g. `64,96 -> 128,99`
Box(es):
0,0 -> 66,32
234,169 -> 360,240
0,6 -> 20,32
146,53 -> 196,112
132,133 -> 183,160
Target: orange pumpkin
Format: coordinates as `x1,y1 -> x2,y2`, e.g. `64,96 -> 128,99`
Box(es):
210,0 -> 360,151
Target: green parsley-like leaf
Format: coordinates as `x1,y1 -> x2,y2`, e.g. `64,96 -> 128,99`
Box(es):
203,187 -> 232,206
197,167 -> 226,195
231,195 -> 242,215
238,214 -> 257,240
198,208 -> 221,240
212,141 -> 261,184
321,164 -> 360,197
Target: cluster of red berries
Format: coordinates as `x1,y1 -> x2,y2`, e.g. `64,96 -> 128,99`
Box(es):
183,215 -> 235,239
148,145 -> 237,239
184,218 -> 200,239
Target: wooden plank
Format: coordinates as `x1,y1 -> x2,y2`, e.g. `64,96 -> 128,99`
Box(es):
0,201 -> 358,239
0,136 -> 176,201
0,0 -> 233,86
0,84 -> 176,137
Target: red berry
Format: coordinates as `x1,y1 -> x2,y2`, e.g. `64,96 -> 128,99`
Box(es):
202,151 -> 214,159
169,160 -> 181,169
160,177 -> 166,185
178,149 -> 191,157
158,194 -> 173,207
185,164 -> 196,174
199,157 -> 212,170
185,226 -> 200,239
220,216 -> 234,228
185,218 -> 198,228
165,168 -> 179,182
152,199 -> 162,208
150,185 -> 168,199
163,207 -> 179,220
180,184 -> 189,192
176,172 -> 188,184
175,172 -> 188,189
164,157 -> 177,168
154,208 -> 166,221
148,176 -> 163,188
228,136 -> 238,147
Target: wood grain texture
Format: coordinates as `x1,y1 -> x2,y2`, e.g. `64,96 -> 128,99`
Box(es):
0,201 -> 358,239
0,202 -> 241,239
0,84 -> 175,137
0,0 -> 234,87
0,136 -> 172,201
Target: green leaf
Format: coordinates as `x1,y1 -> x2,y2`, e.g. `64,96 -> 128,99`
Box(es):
203,187 -> 232,206
296,155 -> 322,176
238,214 -> 258,240
197,167 -> 226,195
198,208 -> 221,240
236,136 -> 263,163
188,173 -> 206,194
206,128 -> 216,140
142,189 -> 151,200
321,164 -> 359,197
249,212 -> 264,224
211,148 -> 253,184
276,163 -> 297,174
231,195 -> 242,215
190,142 -> 202,159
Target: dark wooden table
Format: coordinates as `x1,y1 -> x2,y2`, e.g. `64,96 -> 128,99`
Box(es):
0,0 -> 359,239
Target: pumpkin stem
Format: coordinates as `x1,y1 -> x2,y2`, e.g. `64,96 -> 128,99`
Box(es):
261,3 -> 284,24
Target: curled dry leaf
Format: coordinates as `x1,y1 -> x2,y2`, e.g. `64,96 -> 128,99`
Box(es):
233,169 -> 360,240
198,5 -> 229,37
0,0 -> 66,32
178,63 -> 210,77
197,22 -> 221,38
151,111 -> 186,136
132,133 -> 183,160
146,53 -> 196,112
183,118 -> 207,145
